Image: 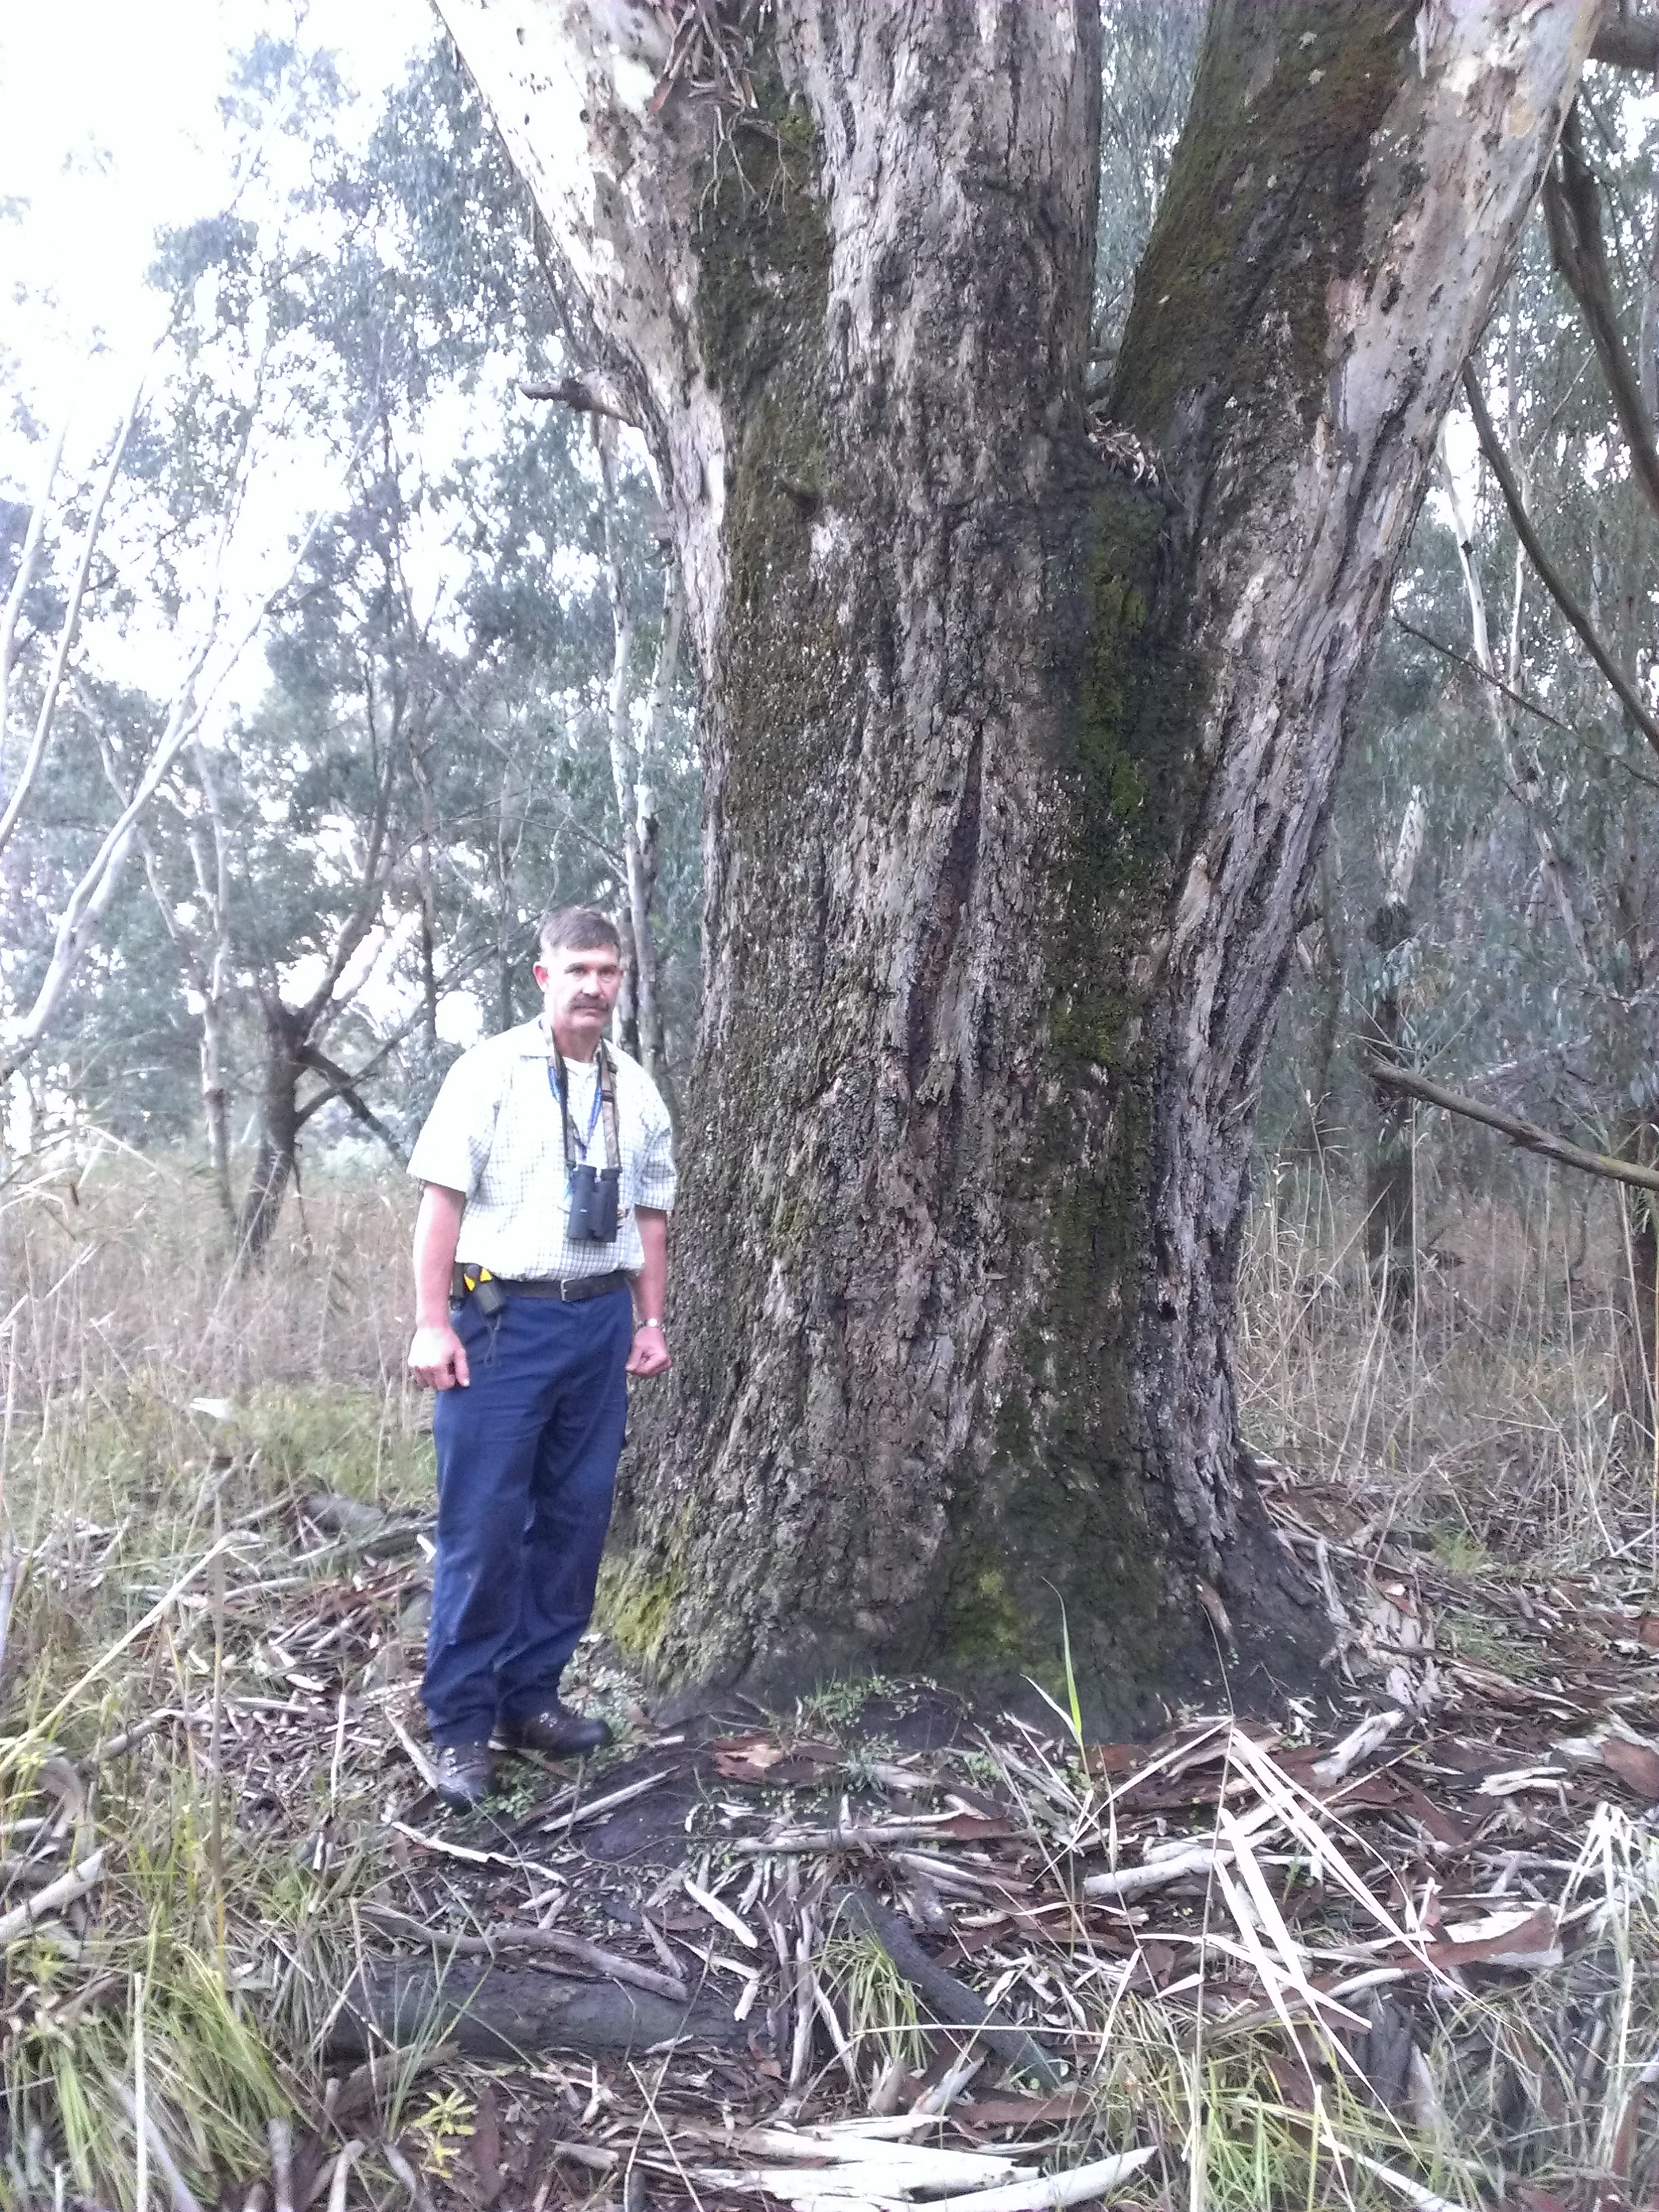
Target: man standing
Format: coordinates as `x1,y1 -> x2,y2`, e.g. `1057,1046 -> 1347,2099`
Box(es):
405,907 -> 675,1811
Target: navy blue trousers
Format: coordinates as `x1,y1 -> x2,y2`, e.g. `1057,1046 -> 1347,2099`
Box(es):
424,1287 -> 632,1746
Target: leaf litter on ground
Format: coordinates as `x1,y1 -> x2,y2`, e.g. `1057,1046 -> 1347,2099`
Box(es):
7,1464 -> 1659,2209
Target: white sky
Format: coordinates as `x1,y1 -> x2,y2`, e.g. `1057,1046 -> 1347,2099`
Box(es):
0,0 -> 495,1054
0,0 -> 434,484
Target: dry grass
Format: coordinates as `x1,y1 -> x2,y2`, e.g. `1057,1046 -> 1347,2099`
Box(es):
1238,1156 -> 1656,1575
1,1136 -> 1656,2209
0,1141 -> 431,2210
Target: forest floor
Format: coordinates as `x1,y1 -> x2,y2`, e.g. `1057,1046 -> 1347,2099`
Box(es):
5,1453 -> 1659,2212
3,1156 -> 1658,2211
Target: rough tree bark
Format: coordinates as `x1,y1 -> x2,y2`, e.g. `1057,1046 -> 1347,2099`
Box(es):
438,0 -> 1600,1723
236,995 -> 308,1267
598,420 -> 683,1100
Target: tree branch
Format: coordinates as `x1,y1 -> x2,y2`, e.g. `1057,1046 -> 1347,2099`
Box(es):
1391,612 -> 1659,789
294,1046 -> 406,1163
1360,1052 -> 1659,1197
0,377 -> 383,1086
0,414 -> 69,784
1589,14 -> 1659,70
1462,366 -> 1659,764
297,657 -> 400,1030
0,367 -> 150,862
518,376 -> 635,426
1540,107 -> 1659,522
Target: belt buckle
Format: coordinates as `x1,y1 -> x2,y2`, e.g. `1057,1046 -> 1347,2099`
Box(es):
557,1278 -> 572,1303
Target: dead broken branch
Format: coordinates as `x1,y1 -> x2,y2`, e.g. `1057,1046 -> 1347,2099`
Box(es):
357,1903 -> 689,2003
1361,1052 -> 1659,1195
834,1889 -> 1063,2091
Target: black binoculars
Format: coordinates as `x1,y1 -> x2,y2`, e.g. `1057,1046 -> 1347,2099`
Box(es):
567,1163 -> 620,1243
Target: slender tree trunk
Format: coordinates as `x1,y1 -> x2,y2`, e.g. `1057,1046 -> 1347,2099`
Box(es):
199,990 -> 234,1233
1304,842 -> 1347,1166
190,745 -> 239,1236
441,0 -> 1599,1719
236,999 -> 306,1269
1364,792 -> 1426,1319
412,749 -> 441,1050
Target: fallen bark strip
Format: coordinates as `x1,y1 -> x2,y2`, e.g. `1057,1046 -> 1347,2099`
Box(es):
328,2040 -> 460,2128
833,1889 -> 1061,2091
0,1846 -> 105,1944
918,2146 -> 1160,2212
327,1959 -> 743,2063
358,1904 -> 688,2003
1360,1053 -> 1659,1196
733,1817 -> 1025,1856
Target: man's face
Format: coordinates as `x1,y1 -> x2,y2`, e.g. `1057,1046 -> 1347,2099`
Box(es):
534,940 -> 624,1052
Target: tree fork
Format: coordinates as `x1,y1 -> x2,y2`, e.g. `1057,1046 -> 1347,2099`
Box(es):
437,0 -> 1601,1725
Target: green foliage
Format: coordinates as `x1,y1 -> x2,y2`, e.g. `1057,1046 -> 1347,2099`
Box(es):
1,33 -> 702,1189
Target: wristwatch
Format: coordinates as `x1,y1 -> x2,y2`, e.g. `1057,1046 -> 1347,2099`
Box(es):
636,1317 -> 665,1332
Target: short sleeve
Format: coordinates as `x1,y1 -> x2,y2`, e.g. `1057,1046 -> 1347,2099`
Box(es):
407,1049 -> 501,1196
633,1082 -> 678,1212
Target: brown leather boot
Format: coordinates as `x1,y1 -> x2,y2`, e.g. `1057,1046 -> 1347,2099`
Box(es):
498,1701 -> 612,1758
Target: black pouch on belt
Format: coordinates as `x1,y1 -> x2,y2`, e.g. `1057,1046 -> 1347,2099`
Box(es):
453,1264 -> 509,1318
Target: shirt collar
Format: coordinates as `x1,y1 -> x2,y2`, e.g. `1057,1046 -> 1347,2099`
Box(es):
510,1017 -> 608,1069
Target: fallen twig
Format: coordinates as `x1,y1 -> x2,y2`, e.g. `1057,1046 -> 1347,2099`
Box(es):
734,1816 -> 1025,1857
0,1845 -> 106,1944
359,1906 -> 688,2003
1082,1845 -> 1225,1902
834,1889 -> 1061,2091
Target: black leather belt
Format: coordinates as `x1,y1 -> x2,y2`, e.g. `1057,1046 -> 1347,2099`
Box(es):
452,1265 -> 628,1304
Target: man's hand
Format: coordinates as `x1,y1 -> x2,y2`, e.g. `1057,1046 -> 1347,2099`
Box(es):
409,1323 -> 470,1391
626,1323 -> 671,1378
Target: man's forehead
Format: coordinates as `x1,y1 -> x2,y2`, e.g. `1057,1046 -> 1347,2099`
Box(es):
556,946 -> 619,964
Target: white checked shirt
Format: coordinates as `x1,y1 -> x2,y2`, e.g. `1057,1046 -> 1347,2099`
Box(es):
407,1019 -> 676,1281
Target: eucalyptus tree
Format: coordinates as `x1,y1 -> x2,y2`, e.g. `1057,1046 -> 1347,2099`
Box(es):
2,37 -> 699,1236
1263,59 -> 1659,1433
436,0 -> 1605,1717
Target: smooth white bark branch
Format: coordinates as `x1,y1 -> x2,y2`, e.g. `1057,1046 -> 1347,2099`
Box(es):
0,415 -> 375,1086
0,413 -> 70,783
0,365 -> 150,861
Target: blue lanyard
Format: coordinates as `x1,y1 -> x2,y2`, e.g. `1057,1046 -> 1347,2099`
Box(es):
546,1054 -> 604,1165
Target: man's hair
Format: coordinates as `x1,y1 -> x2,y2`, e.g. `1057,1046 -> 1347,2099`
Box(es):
538,905 -> 622,960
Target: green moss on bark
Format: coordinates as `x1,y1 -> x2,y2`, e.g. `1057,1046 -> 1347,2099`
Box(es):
1113,2 -> 1414,453
920,460 -> 1216,1726
598,1533 -> 688,1673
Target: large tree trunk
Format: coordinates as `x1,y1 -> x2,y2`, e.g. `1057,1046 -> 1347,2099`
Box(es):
439,0 -> 1599,1722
